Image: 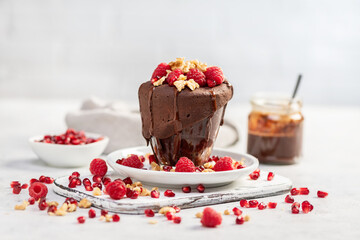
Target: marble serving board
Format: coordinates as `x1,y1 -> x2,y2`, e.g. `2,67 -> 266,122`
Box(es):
53,171 -> 292,214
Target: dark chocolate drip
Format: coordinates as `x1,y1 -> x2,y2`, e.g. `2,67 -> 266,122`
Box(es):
148,86 -> 155,142
210,90 -> 217,113
173,88 -> 181,162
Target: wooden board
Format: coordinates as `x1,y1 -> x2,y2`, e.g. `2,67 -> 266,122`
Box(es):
53,171 -> 292,214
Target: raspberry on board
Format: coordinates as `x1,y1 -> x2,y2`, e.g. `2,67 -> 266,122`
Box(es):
175,157 -> 196,172
213,156 -> 234,171
121,155 -> 144,169
89,158 -> 108,177
205,66 -> 224,87
186,68 -> 206,87
105,181 -> 126,200
201,207 -> 222,228
28,182 -> 48,200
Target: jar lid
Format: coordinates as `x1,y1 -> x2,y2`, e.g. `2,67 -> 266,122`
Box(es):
250,92 -> 302,114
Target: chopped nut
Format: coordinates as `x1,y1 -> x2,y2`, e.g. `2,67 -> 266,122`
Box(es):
195,212 -> 203,218
14,201 -> 29,210
151,187 -> 159,191
178,74 -> 187,81
151,162 -> 160,171
153,76 -> 166,87
170,168 -> 175,172
79,198 -> 91,208
204,161 -> 215,169
133,186 -> 142,193
67,203 -> 77,212
55,206 -> 67,216
186,79 -> 200,91
47,201 -> 59,207
133,182 -> 142,187
105,214 -> 112,222
244,215 -> 250,222
169,57 -> 185,71
99,216 -> 105,221
93,187 -> 102,196
174,80 -> 186,92
159,207 -> 176,215
224,209 -> 231,215
148,220 -> 158,224
202,169 -> 215,173
140,188 -> 150,196
59,203 -> 68,212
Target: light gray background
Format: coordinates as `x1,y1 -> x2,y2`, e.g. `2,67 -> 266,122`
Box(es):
0,0 -> 359,105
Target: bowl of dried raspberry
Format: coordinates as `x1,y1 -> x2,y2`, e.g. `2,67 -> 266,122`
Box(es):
29,129 -> 109,167
107,146 -> 258,187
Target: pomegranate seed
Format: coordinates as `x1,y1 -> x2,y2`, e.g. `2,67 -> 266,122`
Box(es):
248,200 -> 259,208
131,191 -> 139,199
101,209 -> 108,216
83,178 -> 91,186
163,166 -> 173,172
164,189 -> 175,197
254,169 -> 260,173
77,216 -> 86,224
92,175 -> 102,183
249,171 -> 260,180
116,159 -> 123,165
292,207 -> 300,214
292,202 -> 300,209
123,177 -> 133,185
317,190 -> 328,198
268,202 -> 277,209
68,178 -> 77,188
28,197 -> 35,205
38,198 -> 48,210
150,190 -> 160,198
258,202 -> 267,210
144,209 -> 154,217
148,155 -> 157,164
47,205 -> 57,214
173,216 -> 181,224
30,178 -> 39,185
236,216 -> 245,224
112,214 -> 120,222
290,188 -> 300,195
71,172 -> 80,178
126,188 -> 134,198
85,185 -> 93,191
285,195 -> 295,203
301,201 -> 314,213
196,184 -> 205,193
92,182 -> 102,190
240,199 -> 249,207
12,186 -> 21,194
65,197 -> 78,206
182,186 -> 191,193
76,178 -> 82,186
195,166 -> 205,172
165,211 -> 174,220
232,207 -> 242,216
10,181 -> 20,188
88,209 -> 96,218
44,177 -> 54,184
39,176 -> 46,182
102,177 -> 111,186
299,187 -> 310,195
172,206 -> 181,213
267,172 -> 274,181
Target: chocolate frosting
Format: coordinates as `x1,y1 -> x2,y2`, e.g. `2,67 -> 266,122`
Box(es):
138,81 -> 233,141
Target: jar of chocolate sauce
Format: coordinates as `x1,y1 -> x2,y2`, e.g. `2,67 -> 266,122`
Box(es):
247,93 -> 304,164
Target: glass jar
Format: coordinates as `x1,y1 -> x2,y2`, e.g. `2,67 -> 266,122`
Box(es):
247,93 -> 304,164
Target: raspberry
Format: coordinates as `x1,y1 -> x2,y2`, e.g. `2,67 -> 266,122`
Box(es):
151,63 -> 171,80
186,68 -> 206,87
89,158 -> 108,177
105,181 -> 126,200
175,157 -> 195,172
28,182 -> 48,200
205,66 -> 224,87
166,69 -> 182,86
213,156 -> 233,171
121,154 -> 144,169
201,207 -> 222,228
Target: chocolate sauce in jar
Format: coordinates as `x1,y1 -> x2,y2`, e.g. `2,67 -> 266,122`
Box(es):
246,94 -> 304,165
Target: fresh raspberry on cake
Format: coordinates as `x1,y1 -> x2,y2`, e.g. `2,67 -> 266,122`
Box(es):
201,207 -> 222,228
213,156 -> 234,171
89,158 -> 108,177
121,154 -> 144,169
205,66 -> 224,87
105,181 -> 126,200
166,69 -> 183,86
175,157 -> 196,172
151,63 -> 171,80
186,68 -> 206,87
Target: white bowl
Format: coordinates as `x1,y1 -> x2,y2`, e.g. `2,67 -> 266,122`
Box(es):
29,132 -> 109,168
107,146 -> 259,187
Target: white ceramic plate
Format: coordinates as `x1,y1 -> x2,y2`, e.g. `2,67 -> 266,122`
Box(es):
107,146 -> 259,187
29,132 -> 109,168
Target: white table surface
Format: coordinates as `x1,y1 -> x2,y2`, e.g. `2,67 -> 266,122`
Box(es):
1,99 -> 359,240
